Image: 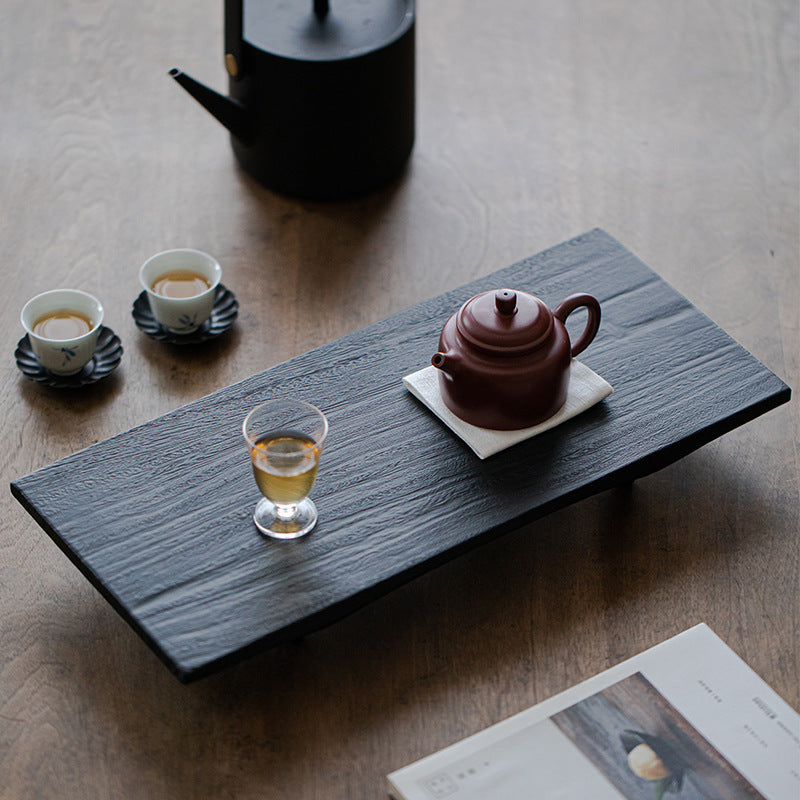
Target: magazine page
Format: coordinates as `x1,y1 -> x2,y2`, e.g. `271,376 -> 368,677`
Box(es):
387,624 -> 799,800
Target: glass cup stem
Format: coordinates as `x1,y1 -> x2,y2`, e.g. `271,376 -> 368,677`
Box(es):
274,502 -> 298,520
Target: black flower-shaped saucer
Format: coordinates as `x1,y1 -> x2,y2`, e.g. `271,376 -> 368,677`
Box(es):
132,284 -> 238,345
15,326 -> 123,389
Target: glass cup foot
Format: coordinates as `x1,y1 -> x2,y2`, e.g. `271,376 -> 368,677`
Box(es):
253,497 -> 318,539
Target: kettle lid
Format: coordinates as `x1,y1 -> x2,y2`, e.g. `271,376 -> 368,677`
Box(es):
456,289 -> 553,354
242,0 -> 415,62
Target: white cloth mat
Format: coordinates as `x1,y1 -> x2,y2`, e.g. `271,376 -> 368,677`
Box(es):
403,361 -> 613,459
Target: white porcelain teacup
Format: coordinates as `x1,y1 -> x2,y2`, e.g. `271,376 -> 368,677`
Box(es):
139,249 -> 221,334
21,289 -> 104,375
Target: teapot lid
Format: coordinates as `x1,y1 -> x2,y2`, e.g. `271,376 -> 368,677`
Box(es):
456,289 -> 553,354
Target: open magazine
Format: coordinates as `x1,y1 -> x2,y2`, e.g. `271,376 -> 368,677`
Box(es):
387,624 -> 799,800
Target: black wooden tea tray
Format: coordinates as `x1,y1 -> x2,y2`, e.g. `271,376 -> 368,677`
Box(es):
10,230 -> 790,682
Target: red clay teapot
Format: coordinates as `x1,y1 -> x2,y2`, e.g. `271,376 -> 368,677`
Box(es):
431,288 -> 601,430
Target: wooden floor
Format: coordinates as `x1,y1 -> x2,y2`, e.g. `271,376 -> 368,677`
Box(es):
2,1 -> 797,798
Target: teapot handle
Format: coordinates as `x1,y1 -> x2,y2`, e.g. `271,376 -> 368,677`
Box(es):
553,293 -> 601,357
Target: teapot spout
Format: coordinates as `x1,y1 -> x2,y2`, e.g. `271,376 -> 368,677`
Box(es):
431,350 -> 462,378
168,68 -> 253,144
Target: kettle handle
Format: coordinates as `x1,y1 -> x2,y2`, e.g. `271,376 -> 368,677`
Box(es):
224,0 -> 243,79
553,293 -> 601,358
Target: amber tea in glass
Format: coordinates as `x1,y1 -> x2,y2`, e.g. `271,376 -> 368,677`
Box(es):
243,400 -> 328,539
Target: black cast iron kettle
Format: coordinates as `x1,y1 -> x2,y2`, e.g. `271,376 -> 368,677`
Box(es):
169,0 -> 415,201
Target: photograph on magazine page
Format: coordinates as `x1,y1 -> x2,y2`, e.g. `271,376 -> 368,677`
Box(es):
550,672 -> 765,799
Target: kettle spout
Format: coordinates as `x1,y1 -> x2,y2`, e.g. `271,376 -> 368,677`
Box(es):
431,350 -> 462,378
169,68 -> 253,145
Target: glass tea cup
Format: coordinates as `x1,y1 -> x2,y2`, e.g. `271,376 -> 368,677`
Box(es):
242,399 -> 329,539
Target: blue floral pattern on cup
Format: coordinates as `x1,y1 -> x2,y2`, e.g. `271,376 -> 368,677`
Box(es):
172,313 -> 199,333
58,346 -> 78,368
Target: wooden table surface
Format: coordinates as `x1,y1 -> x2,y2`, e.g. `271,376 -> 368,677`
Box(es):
2,1 -> 797,798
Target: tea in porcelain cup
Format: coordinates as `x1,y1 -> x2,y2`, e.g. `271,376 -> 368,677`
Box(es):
140,249 -> 221,334
21,289 -> 104,375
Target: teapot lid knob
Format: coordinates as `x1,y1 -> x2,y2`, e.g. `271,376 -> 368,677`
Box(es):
495,289 -> 517,316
